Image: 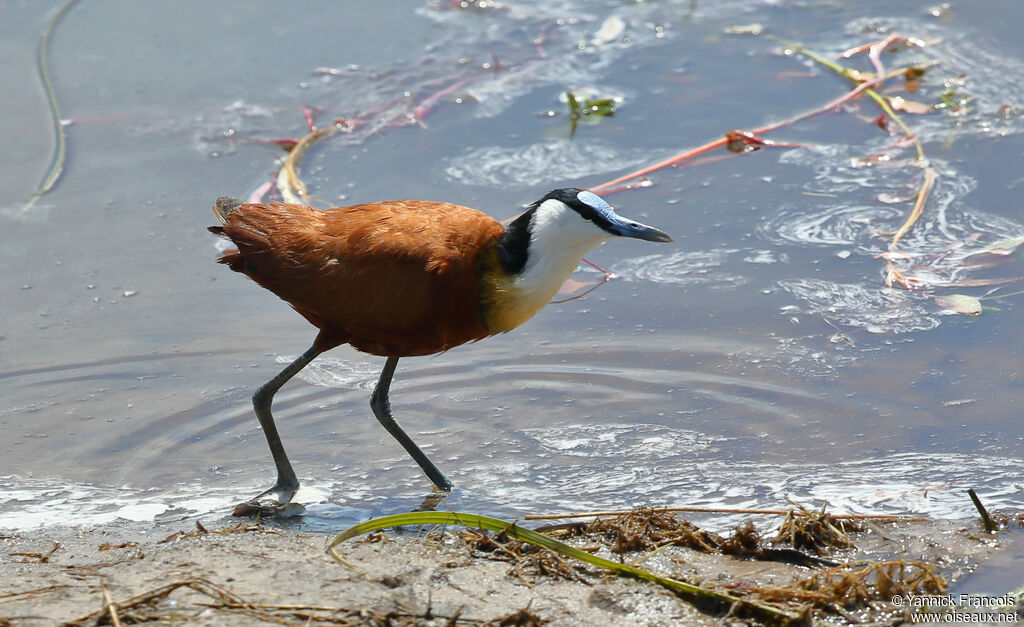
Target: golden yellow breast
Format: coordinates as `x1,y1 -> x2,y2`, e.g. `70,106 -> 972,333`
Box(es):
479,244 -> 571,335
482,277 -> 535,333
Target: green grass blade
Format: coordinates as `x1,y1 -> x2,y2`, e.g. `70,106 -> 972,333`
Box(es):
27,0 -> 81,208
328,511 -> 799,625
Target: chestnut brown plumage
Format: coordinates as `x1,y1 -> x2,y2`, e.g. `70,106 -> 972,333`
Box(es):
212,200 -> 504,356
209,189 -> 671,511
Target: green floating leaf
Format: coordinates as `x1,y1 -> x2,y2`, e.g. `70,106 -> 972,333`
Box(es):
566,91 -> 581,138
563,90 -> 618,138
565,90 -> 580,113
586,98 -> 617,116
934,293 -> 982,315
327,511 -> 797,625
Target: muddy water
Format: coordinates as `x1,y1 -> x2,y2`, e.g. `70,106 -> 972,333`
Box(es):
2,0 -> 1023,532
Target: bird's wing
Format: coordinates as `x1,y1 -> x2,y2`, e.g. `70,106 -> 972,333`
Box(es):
216,200 -> 505,355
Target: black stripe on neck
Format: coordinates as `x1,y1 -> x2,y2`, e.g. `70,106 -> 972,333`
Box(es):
497,206 -> 536,275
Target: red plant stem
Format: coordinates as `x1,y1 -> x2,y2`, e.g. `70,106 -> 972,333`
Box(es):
247,180 -> 274,204
413,78 -> 474,120
581,257 -> 610,274
361,96 -> 406,120
589,138 -> 728,194
868,34 -> 901,78
301,105 -> 318,131
839,42 -> 874,59
534,20 -> 556,59
590,57 -> 896,196
594,178 -> 655,196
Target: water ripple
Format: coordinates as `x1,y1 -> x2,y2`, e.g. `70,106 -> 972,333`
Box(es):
445,140 -> 658,187
759,204 -> 902,249
779,279 -> 940,334
612,249 -> 747,288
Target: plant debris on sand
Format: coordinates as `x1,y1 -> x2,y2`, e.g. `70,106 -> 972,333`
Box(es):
0,506 -> 1015,626
469,507 -> 953,622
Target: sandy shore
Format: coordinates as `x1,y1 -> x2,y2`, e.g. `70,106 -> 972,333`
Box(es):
0,511 -> 1017,625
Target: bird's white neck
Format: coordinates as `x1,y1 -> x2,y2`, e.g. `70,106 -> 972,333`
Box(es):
485,199 -> 613,333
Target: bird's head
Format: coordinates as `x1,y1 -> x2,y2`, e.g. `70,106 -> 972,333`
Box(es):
488,188 -> 673,331
497,187 -> 672,277
529,188 -> 673,247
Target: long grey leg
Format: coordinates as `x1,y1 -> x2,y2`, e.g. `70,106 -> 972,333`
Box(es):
249,344 -> 322,505
370,357 -> 454,491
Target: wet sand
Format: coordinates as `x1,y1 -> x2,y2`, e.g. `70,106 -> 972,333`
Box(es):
1,512 -> 1015,625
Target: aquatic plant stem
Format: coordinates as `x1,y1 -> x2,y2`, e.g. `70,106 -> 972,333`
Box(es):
276,124 -> 342,203
599,34 -> 936,289
884,167 -> 935,286
967,488 -> 999,532
592,36 -> 931,196
27,0 -> 81,209
590,138 -> 728,193
269,74 -> 485,205
589,60 -> 901,194
329,511 -> 798,624
795,36 -> 936,288
100,580 -> 123,627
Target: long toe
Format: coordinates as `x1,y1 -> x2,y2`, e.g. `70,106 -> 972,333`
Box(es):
232,482 -> 300,517
232,500 -> 306,517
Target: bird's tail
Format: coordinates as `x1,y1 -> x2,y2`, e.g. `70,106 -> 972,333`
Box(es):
208,196 -> 244,235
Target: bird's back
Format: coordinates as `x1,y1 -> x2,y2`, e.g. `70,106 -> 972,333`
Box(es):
210,200 -> 506,356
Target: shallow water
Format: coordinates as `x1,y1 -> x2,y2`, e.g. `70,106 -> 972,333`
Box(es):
2,0 -> 1023,534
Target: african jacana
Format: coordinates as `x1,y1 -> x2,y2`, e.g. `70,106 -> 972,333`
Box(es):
209,188 -> 671,509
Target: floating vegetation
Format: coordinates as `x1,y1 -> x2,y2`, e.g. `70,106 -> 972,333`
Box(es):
933,293 -> 982,315
591,15 -> 626,47
24,0 -> 81,211
582,28 -> 1024,326
564,90 -> 618,138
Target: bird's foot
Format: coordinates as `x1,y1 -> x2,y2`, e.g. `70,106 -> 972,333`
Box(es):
232,483 -> 303,518
413,487 -> 453,512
